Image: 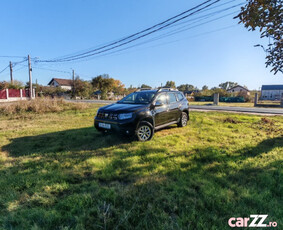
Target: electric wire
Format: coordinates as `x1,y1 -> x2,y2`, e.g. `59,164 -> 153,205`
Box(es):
40,0 -> 244,63
0,65 -> 9,74
37,0 -> 221,62
32,66 -> 71,74
41,5 -> 241,64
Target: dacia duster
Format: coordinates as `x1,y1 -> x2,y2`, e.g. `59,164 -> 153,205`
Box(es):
94,88 -> 189,141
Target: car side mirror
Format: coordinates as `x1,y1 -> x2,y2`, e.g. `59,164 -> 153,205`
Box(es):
155,100 -> 164,107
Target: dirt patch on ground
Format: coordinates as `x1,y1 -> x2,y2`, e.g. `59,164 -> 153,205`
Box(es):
223,117 -> 241,124
260,117 -> 274,125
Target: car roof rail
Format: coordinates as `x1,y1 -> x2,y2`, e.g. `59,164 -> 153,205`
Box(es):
157,87 -> 179,92
135,88 -> 153,92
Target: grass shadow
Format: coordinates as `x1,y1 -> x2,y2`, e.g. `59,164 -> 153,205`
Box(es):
2,127 -> 132,157
1,128 -> 282,229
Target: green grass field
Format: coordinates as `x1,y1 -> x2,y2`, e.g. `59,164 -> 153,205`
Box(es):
0,104 -> 282,229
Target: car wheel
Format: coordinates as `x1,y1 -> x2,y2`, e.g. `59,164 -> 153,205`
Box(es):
178,112 -> 188,127
136,121 -> 154,141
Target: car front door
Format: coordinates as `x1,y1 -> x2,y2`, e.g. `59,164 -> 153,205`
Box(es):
153,93 -> 170,126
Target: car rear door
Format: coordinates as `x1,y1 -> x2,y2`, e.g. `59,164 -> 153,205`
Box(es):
168,92 -> 181,122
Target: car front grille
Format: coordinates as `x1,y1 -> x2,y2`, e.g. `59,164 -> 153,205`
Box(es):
97,112 -> 118,120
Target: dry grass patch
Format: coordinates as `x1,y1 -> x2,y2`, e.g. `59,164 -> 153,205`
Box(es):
0,98 -> 89,115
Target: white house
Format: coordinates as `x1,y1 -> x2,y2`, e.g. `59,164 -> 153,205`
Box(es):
48,78 -> 73,90
261,85 -> 283,100
227,85 -> 250,95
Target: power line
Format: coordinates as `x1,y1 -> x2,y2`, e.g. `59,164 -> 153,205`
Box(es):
32,66 -> 71,74
43,5 -> 241,63
13,65 -> 28,73
0,65 -> 10,74
89,24 -> 239,60
0,55 -> 26,59
37,0 -> 221,62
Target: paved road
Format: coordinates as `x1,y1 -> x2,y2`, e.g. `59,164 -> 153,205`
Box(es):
189,105 -> 283,115
68,99 -> 283,115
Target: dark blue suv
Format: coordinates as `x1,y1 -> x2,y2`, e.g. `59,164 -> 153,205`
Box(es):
94,88 -> 189,141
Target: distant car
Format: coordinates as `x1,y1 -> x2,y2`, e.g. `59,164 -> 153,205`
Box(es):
94,88 -> 189,141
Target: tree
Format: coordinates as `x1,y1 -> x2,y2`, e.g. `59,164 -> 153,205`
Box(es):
74,77 -> 93,98
165,81 -> 176,88
0,81 -> 9,90
140,84 -> 151,89
113,79 -> 125,95
125,86 -> 137,95
177,84 -> 195,92
5,80 -> 24,89
219,82 -> 238,90
202,85 -> 209,91
211,88 -> 231,97
236,0 -> 283,74
91,74 -> 116,99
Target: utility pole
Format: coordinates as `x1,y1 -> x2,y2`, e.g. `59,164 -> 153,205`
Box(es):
9,61 -> 13,84
72,69 -> 75,98
28,55 -> 33,99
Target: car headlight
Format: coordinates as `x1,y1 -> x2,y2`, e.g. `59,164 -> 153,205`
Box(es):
118,113 -> 133,120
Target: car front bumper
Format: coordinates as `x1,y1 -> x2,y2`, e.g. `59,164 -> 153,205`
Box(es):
94,117 -> 137,135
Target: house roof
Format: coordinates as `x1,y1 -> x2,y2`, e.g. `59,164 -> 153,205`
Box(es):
261,85 -> 283,90
48,78 -> 73,86
228,85 -> 250,92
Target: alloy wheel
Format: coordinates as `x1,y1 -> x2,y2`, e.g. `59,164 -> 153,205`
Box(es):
137,125 -> 152,141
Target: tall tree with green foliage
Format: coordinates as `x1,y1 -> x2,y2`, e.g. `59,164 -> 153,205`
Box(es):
219,82 -> 238,90
140,84 -> 152,89
236,0 -> 282,74
74,77 -> 93,98
91,74 -> 115,99
177,84 -> 196,91
202,85 -> 209,91
165,81 -> 176,88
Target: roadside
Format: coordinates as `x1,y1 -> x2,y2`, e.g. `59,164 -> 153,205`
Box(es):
67,99 -> 283,115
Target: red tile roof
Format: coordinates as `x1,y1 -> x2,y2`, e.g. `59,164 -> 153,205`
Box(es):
48,78 -> 73,86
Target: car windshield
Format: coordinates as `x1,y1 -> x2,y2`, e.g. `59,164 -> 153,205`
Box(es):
118,91 -> 156,104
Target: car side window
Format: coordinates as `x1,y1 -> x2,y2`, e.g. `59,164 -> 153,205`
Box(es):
168,93 -> 177,104
155,93 -> 167,105
177,92 -> 184,101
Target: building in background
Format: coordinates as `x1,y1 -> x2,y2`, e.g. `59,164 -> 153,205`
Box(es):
48,78 -> 73,90
227,85 -> 250,95
261,85 -> 283,100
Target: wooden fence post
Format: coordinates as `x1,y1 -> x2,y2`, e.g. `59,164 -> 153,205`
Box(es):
20,89 -> 23,100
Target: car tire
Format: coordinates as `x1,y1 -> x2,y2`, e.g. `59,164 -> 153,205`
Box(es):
178,112 -> 188,127
135,121 -> 154,142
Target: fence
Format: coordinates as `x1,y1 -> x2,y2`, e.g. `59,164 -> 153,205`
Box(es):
0,89 -> 34,101
195,96 -> 245,103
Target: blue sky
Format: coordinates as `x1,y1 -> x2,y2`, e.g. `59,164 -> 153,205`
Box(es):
0,0 -> 282,90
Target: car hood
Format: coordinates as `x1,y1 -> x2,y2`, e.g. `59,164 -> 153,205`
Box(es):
99,103 -> 147,113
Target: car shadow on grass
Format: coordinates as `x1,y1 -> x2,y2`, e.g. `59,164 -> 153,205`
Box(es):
1,127 -> 132,157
